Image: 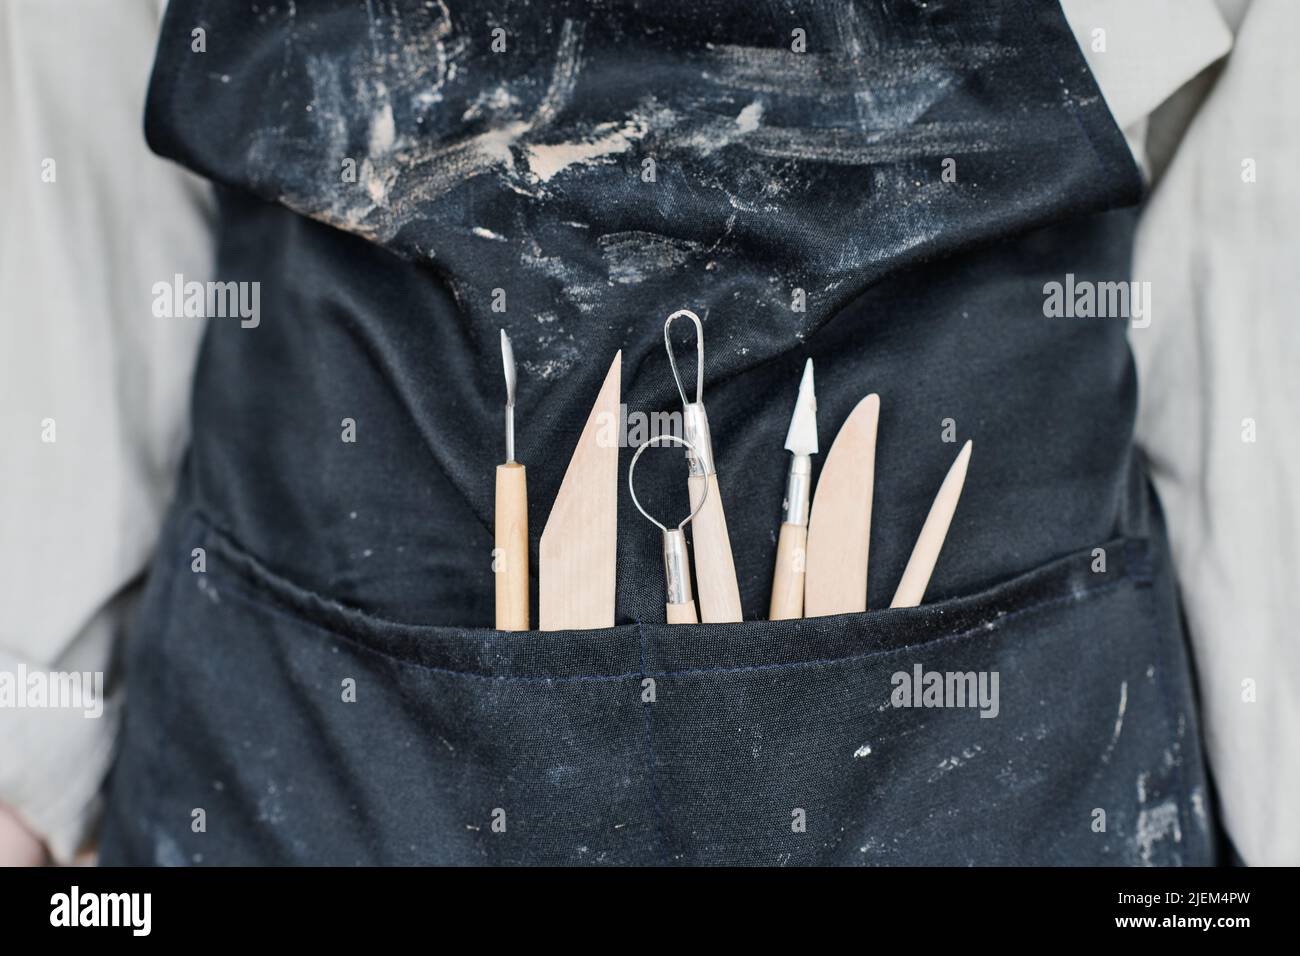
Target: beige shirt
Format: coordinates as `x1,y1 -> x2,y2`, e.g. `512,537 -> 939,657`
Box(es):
1,0 -> 1293,865
0,0 -> 212,860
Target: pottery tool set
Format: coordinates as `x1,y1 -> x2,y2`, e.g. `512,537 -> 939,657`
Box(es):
492,312 -> 971,628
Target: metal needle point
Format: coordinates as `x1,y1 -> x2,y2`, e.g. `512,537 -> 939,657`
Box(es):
501,329 -> 517,462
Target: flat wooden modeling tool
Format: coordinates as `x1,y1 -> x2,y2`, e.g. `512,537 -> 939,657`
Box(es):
890,439 -> 972,608
539,352 -> 622,630
803,394 -> 880,617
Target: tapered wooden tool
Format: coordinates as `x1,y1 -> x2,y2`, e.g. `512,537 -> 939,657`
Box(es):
769,359 -> 818,620
804,394 -> 880,617
495,331 -> 529,630
665,309 -> 742,623
539,352 -> 622,630
890,440 -> 972,608
687,476 -> 742,622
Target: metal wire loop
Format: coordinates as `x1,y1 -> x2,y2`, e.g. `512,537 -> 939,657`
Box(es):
663,309 -> 705,408
627,434 -> 709,532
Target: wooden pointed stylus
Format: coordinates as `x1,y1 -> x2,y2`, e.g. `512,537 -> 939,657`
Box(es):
890,440 -> 972,608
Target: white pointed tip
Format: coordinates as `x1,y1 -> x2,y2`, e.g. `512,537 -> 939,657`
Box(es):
784,358 -> 819,456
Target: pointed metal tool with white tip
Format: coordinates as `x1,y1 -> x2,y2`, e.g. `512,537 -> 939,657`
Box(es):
769,359 -> 819,620
784,359 -> 819,458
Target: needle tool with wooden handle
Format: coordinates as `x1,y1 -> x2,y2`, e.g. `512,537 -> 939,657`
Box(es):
891,439 -> 972,608
628,434 -> 709,624
769,359 -> 818,620
664,309 -> 742,623
804,394 -> 880,617
538,351 -> 622,630
495,330 -> 530,630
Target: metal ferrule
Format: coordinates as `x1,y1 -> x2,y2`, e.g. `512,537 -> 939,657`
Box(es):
662,528 -> 694,605
682,403 -> 716,478
505,405 -> 515,463
781,454 -> 812,526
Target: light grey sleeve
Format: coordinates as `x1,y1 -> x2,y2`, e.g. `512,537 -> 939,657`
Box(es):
0,0 -> 215,861
1131,0 -> 1300,866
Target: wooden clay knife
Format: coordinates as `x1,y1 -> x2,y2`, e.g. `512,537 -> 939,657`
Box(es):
803,394 -> 880,617
538,352 -> 622,630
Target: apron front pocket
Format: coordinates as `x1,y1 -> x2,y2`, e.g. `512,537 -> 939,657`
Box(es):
100,509 -> 1213,866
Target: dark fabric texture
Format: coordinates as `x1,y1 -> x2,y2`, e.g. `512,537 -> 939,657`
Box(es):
100,0 -> 1217,864
102,499 -> 1207,865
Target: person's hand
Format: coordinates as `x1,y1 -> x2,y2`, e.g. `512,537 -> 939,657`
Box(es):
0,803 -> 47,866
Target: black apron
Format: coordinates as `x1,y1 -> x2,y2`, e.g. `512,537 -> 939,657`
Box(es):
101,0 -> 1217,865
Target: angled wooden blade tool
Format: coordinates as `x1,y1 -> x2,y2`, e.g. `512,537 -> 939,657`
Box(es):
664,309 -> 742,623
494,330 -> 529,630
804,394 -> 880,617
539,352 -> 622,630
891,439 -> 972,608
768,359 -> 818,620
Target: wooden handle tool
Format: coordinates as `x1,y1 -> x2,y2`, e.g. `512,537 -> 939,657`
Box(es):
890,440 -> 972,608
686,475 -> 742,621
494,331 -> 529,630
769,359 -> 818,620
665,309 -> 743,623
629,434 -> 709,625
494,462 -> 529,630
538,351 -> 622,630
804,394 -> 880,617
769,523 -> 807,620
